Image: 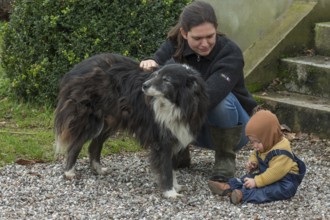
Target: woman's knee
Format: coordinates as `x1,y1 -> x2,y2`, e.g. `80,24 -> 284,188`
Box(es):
208,94 -> 238,127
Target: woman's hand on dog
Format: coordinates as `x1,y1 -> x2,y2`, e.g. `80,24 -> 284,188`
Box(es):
140,59 -> 159,71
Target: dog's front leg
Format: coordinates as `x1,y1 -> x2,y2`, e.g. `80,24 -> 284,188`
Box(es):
163,170 -> 183,199
173,170 -> 184,193
158,150 -> 183,198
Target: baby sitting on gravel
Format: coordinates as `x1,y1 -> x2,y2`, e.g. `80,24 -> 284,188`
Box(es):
208,110 -> 306,204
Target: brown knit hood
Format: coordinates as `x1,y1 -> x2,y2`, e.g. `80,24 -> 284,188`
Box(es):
245,110 -> 283,151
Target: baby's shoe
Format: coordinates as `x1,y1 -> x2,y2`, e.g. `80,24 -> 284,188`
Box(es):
230,189 -> 243,204
208,180 -> 232,196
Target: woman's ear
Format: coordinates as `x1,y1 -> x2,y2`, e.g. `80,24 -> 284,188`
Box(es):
180,28 -> 188,40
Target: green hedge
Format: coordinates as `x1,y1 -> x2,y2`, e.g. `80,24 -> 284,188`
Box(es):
1,0 -> 191,105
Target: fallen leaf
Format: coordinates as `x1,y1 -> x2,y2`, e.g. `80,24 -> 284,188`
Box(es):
309,134 -> 320,142
281,124 -> 291,132
285,132 -> 296,141
27,172 -> 42,178
15,159 -> 46,165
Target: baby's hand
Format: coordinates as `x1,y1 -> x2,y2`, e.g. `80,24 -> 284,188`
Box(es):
245,161 -> 258,172
243,177 -> 256,189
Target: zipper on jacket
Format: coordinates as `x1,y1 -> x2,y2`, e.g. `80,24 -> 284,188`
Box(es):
197,55 -> 200,62
197,54 -> 201,62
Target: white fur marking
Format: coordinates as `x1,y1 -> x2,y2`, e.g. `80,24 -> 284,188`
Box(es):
93,122 -> 104,139
183,64 -> 191,70
92,161 -> 108,175
54,135 -> 68,156
55,140 -> 61,155
143,86 -> 163,97
173,171 -> 183,192
152,97 -> 194,147
64,167 -> 75,179
163,188 -> 182,198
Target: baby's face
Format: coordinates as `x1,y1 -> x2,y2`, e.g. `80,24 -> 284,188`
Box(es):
248,136 -> 265,152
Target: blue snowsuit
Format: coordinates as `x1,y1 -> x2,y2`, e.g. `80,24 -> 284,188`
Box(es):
228,149 -> 306,203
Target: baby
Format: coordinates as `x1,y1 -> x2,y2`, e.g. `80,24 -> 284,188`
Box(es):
208,110 -> 306,204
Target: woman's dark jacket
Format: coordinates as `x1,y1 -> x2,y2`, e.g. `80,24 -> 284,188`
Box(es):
152,34 -> 257,116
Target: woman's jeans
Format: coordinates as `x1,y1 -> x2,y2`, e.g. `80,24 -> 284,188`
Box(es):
197,92 -> 250,150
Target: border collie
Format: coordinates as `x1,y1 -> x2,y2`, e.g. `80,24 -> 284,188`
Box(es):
54,53 -> 208,198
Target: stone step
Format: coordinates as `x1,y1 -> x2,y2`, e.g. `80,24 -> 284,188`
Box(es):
254,91 -> 330,139
315,22 -> 330,56
280,55 -> 330,98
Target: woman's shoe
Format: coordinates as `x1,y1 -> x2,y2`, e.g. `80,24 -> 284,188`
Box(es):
230,189 -> 243,204
208,180 -> 232,196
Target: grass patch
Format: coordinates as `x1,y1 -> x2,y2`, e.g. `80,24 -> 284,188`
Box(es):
0,128 -> 54,166
0,91 -> 142,167
0,98 -> 55,166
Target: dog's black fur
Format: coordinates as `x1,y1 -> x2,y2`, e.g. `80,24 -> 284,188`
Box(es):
55,53 -> 208,197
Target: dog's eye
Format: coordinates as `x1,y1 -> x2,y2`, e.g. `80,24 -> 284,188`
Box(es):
151,71 -> 158,77
162,76 -> 172,83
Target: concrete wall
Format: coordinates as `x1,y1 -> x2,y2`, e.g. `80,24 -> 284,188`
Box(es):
207,0 -> 293,51
205,0 -> 330,91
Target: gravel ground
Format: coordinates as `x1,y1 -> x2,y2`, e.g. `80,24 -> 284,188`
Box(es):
0,133 -> 329,220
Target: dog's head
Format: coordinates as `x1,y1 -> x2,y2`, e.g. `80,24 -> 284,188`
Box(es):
142,64 -> 207,105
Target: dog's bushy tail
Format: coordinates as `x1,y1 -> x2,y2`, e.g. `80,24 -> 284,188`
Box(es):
54,69 -> 109,156
54,99 -> 104,155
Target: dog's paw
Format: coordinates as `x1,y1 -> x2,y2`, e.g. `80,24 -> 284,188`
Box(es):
91,161 -> 108,175
64,168 -> 75,179
98,167 -> 108,175
163,188 -> 183,198
174,184 -> 188,192
174,184 -> 183,192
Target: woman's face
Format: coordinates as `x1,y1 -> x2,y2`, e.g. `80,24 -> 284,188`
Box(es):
180,22 -> 217,57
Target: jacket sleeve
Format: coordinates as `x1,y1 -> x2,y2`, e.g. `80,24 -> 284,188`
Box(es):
205,40 -> 245,109
152,40 -> 176,65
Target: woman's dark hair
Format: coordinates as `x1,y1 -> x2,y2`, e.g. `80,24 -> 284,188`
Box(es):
167,1 -> 219,62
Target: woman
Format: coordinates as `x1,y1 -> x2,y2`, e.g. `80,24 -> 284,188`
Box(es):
140,1 -> 257,182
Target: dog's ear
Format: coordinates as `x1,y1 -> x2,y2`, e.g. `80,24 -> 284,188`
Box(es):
178,73 -> 208,118
186,74 -> 203,92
